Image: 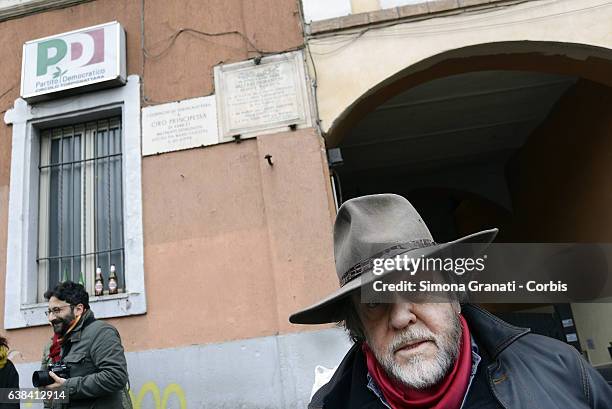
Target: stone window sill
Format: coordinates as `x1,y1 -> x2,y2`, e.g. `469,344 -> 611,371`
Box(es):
18,292 -> 144,328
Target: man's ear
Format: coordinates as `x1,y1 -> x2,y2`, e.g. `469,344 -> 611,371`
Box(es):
74,303 -> 85,317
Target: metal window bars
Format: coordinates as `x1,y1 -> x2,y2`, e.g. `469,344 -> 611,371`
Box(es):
37,117 -> 125,299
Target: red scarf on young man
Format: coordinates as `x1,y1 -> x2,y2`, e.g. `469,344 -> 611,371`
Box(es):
363,314 -> 472,409
49,334 -> 62,363
48,315 -> 82,363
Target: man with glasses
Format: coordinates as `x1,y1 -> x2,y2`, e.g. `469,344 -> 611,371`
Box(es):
40,281 -> 132,409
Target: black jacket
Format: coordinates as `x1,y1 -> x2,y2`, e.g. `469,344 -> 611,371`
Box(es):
0,359 -> 19,409
309,304 -> 612,409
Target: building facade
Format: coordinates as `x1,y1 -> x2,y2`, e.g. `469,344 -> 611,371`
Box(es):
303,0 -> 612,367
1,0 -> 611,407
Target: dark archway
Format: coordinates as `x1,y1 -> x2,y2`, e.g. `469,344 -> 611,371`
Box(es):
329,42 -> 612,360
327,41 -> 612,147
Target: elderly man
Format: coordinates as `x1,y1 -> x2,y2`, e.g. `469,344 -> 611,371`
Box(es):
290,194 -> 612,409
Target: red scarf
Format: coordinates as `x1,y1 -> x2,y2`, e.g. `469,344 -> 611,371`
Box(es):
48,315 -> 81,363
49,334 -> 62,363
363,314 -> 472,409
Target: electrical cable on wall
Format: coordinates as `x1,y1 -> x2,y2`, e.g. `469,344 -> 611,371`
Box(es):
138,0 -> 303,105
143,27 -> 277,60
139,25 -> 304,105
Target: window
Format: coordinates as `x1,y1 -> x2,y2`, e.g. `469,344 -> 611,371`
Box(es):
37,118 -> 125,300
4,75 -> 145,329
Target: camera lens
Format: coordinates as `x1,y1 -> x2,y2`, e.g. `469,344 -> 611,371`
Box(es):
32,370 -> 53,387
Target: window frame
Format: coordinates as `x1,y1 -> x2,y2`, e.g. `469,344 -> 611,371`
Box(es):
3,75 -> 145,329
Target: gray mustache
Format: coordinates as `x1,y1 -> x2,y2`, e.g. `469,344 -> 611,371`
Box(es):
389,327 -> 437,352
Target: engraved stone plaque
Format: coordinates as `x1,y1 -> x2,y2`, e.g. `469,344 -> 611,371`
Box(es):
214,51 -> 311,141
142,96 -> 219,156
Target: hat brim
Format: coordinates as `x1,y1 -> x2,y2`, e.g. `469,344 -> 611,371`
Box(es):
289,228 -> 498,325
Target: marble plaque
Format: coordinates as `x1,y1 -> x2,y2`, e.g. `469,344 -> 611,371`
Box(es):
215,51 -> 311,141
142,96 -> 219,156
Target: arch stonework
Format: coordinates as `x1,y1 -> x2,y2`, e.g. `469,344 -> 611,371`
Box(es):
306,0 -> 612,146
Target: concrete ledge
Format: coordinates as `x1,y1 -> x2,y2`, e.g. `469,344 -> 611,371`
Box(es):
309,0 -> 530,36
398,2 -> 430,19
459,0 -> 494,6
428,0 -> 460,14
0,0 -> 94,22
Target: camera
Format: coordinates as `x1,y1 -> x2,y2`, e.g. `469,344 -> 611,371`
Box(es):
32,362 -> 70,387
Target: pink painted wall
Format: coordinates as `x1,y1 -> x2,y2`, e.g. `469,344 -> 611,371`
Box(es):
0,0 -> 340,362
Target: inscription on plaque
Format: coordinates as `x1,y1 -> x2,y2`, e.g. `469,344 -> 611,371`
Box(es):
215,51 -> 311,141
142,96 -> 218,156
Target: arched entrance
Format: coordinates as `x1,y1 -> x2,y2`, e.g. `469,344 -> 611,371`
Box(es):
327,41 -> 612,367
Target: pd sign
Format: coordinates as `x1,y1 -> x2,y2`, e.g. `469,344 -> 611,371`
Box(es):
21,21 -> 126,101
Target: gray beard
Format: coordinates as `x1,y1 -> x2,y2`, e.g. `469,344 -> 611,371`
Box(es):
368,313 -> 462,390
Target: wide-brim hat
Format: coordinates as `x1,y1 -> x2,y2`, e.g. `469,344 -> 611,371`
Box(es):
289,194 -> 498,324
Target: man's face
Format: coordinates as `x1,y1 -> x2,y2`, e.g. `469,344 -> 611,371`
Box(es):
47,296 -> 78,335
355,298 -> 462,389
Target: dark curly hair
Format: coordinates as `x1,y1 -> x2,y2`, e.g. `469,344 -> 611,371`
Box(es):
338,298 -> 366,344
0,336 -> 7,349
44,281 -> 90,310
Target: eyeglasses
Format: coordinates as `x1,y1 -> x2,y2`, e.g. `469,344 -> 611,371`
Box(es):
45,304 -> 73,317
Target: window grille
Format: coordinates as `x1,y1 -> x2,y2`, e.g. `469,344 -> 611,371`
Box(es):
37,117 -> 125,299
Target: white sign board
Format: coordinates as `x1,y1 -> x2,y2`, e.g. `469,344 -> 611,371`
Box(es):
214,51 -> 312,141
21,21 -> 126,101
142,96 -> 219,156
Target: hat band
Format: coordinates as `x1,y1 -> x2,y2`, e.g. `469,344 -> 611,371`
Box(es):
339,238 -> 436,286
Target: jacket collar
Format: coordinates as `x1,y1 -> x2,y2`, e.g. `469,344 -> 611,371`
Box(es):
310,304 -> 530,408
67,308 -> 95,344
310,343 -> 382,409
461,304 -> 530,360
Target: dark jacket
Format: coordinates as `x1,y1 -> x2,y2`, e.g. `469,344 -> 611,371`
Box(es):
41,309 -> 132,409
309,304 -> 612,409
0,359 -> 19,409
